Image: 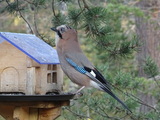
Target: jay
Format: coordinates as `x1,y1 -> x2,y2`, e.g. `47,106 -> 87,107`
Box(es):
51,25 -> 131,112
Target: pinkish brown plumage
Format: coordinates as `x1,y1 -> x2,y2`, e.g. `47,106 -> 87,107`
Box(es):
51,25 -> 131,112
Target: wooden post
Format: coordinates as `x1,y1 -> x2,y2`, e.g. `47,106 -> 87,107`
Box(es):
13,107 -> 29,120
0,101 -> 69,120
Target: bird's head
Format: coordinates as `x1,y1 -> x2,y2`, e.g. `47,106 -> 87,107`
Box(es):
51,25 -> 71,39
51,25 -> 77,46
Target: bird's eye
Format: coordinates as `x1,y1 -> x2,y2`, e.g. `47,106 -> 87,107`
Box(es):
60,27 -> 65,33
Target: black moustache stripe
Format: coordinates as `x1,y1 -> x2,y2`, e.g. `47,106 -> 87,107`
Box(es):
57,31 -> 62,39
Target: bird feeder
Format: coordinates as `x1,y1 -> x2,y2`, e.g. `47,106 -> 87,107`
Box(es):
0,32 -> 74,120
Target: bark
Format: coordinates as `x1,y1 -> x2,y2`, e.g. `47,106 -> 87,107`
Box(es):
136,0 -> 160,113
136,0 -> 160,76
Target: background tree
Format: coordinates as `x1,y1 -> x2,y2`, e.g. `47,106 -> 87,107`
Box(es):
0,0 -> 160,119
136,0 -> 160,113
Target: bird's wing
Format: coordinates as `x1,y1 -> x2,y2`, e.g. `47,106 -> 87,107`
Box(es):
65,57 -> 111,91
65,52 -> 111,88
84,66 -> 110,85
65,57 -> 132,113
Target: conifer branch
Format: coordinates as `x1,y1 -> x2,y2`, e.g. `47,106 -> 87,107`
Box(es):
78,0 -> 82,10
149,76 -> 160,88
151,75 -> 160,88
82,100 -> 123,119
33,5 -> 40,36
23,0 -> 34,4
5,0 -> 14,10
52,0 -> 56,17
82,0 -> 89,10
33,6 -> 48,42
74,8 -> 85,19
111,84 -> 157,111
15,0 -> 34,34
65,107 -> 90,119
51,0 -> 60,23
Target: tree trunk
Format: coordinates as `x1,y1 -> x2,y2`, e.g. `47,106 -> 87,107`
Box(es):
136,0 -> 160,113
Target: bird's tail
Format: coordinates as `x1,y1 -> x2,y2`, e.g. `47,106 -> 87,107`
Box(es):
102,87 -> 132,113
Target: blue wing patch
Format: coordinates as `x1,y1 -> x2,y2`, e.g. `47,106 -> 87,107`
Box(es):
66,58 -> 87,74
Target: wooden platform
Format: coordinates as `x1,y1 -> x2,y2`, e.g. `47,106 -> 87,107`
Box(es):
0,94 -> 75,120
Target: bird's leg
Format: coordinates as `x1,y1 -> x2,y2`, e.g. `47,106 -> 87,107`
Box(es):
74,86 -> 85,94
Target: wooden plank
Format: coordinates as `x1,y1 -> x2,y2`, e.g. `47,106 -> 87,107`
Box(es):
0,101 -> 69,108
29,108 -> 38,120
38,65 -> 47,95
38,107 -> 61,120
0,105 -> 14,120
0,41 -> 27,69
56,65 -> 63,91
26,57 -> 40,68
13,107 -> 29,120
0,101 -> 69,120
0,41 -> 26,93
35,66 -> 42,95
26,67 -> 36,95
0,67 -> 19,92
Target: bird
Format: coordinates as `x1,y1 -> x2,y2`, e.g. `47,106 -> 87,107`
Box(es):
51,25 -> 131,113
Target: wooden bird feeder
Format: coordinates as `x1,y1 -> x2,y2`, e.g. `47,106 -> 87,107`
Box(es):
0,32 -> 74,120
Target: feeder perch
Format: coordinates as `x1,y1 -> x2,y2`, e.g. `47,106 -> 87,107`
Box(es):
0,32 -> 74,120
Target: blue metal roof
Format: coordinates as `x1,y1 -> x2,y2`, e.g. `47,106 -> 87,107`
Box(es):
0,32 -> 59,64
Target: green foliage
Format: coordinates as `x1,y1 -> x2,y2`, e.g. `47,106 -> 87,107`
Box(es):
58,89 -> 134,120
113,71 -> 135,88
1,1 -> 19,14
143,57 -> 159,77
145,110 -> 160,120
68,9 -> 82,27
33,0 -> 46,6
1,0 -> 160,119
58,87 -> 152,120
52,13 -> 68,26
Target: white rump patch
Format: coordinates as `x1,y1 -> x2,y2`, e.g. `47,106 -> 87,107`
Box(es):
90,81 -> 102,90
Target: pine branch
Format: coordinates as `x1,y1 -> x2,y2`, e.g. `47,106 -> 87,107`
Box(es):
23,0 -> 34,4
78,0 -> 82,10
148,76 -> 160,88
33,5 -> 40,36
15,0 -> 34,34
151,75 -> 160,88
83,101 -> 118,119
110,84 -> 157,112
82,0 -> 89,10
51,0 -> 61,25
64,107 -> 90,119
74,8 -> 85,19
51,0 -> 57,17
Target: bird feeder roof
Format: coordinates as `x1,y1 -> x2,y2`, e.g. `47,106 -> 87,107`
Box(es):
0,32 -> 59,64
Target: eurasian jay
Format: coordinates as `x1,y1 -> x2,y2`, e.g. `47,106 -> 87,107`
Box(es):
51,25 -> 131,112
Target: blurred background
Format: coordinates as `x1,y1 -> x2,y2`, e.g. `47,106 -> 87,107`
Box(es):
0,0 -> 160,119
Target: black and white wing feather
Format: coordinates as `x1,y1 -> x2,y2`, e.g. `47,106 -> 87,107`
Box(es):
65,57 -> 131,113
83,66 -> 132,113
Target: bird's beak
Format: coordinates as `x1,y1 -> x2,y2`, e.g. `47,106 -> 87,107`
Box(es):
51,27 -> 58,32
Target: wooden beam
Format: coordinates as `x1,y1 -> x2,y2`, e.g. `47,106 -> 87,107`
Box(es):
0,101 -> 70,120
38,107 -> 61,120
13,107 -> 29,120
29,108 -> 38,120
0,101 -> 69,108
0,105 -> 14,120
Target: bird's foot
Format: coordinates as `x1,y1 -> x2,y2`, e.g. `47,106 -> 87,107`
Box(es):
72,86 -> 85,99
74,86 -> 85,94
